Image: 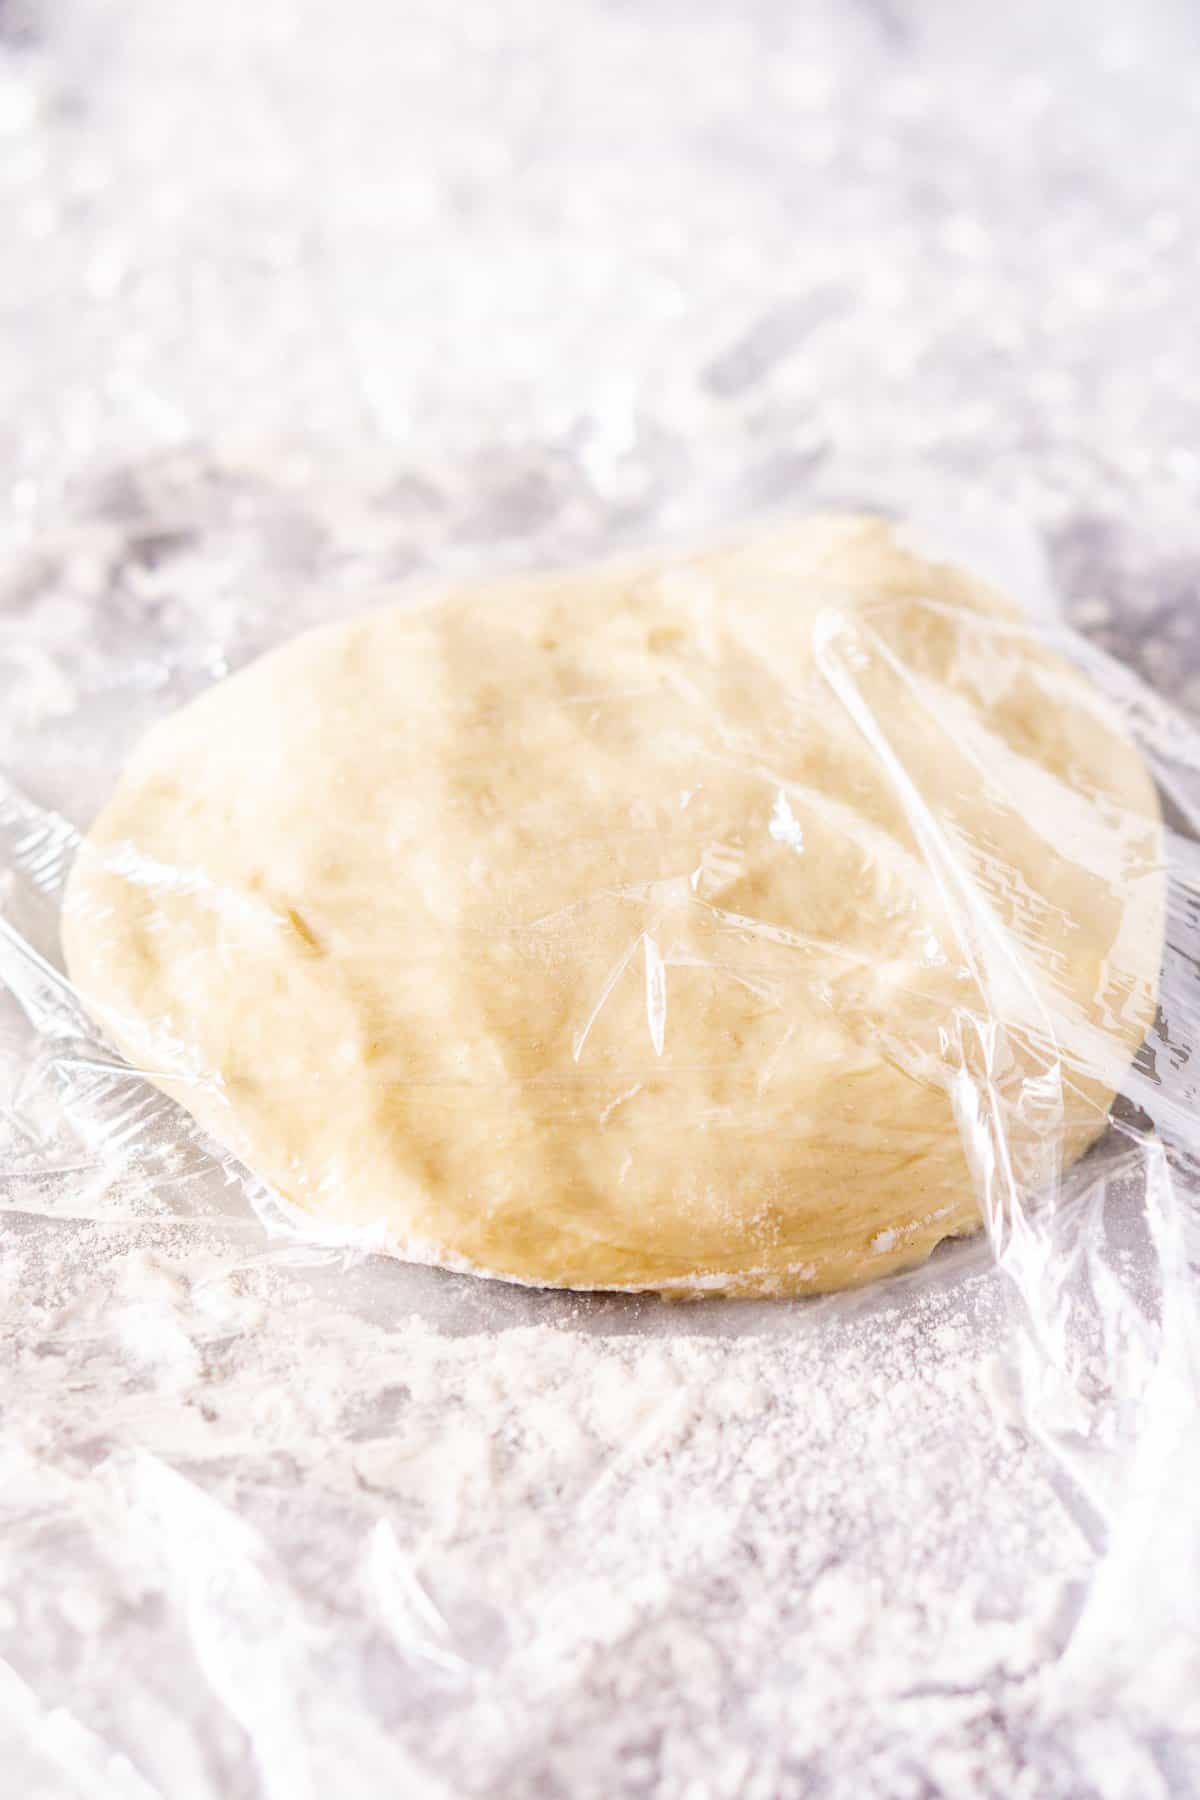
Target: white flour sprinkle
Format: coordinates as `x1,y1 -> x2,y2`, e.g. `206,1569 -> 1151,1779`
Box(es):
0,1212 -> 1190,1799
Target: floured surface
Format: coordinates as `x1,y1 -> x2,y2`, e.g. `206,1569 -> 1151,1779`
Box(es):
63,518 -> 1162,1294
1,1209 -> 1185,1800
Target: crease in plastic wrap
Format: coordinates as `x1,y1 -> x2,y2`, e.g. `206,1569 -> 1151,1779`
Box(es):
1,526 -> 1199,1789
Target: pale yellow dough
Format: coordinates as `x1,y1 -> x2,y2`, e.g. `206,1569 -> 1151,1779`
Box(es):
62,517 -> 1163,1295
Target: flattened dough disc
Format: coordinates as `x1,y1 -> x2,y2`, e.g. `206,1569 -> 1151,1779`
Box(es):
62,517 -> 1163,1294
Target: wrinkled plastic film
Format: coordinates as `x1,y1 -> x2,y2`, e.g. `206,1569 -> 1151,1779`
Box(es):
0,571 -> 1198,1731
814,604 -> 1200,1696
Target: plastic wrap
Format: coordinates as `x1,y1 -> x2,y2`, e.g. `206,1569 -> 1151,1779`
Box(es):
0,516 -> 1198,1796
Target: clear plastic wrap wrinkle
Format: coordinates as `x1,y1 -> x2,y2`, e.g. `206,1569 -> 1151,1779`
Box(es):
1,558 -> 1199,1762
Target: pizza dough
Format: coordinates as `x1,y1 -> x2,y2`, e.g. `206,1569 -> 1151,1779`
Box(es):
61,516 -> 1164,1295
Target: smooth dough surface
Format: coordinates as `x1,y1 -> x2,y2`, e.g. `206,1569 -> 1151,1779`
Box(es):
62,517 -> 1164,1294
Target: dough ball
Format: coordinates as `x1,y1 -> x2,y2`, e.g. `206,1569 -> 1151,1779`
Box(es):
62,517 -> 1163,1295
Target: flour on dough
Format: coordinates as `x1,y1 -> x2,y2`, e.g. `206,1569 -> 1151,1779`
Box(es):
62,517 -> 1163,1294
